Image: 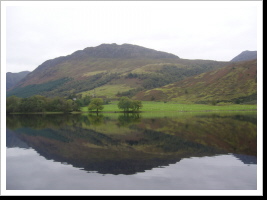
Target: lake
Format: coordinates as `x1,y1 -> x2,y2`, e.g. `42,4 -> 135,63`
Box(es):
6,111 -> 257,193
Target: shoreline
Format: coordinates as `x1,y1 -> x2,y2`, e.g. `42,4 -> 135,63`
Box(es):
7,109 -> 257,115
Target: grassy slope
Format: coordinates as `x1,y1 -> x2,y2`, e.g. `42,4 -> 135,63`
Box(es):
134,59 -> 257,103
80,84 -> 133,99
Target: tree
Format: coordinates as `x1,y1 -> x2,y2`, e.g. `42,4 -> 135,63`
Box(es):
6,96 -> 21,113
118,97 -> 132,112
130,100 -> 142,112
62,99 -> 74,113
31,95 -> 48,112
83,95 -> 92,106
48,97 -> 66,112
88,98 -> 104,113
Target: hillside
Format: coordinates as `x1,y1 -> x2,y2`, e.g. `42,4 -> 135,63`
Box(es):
7,43 -> 228,98
14,43 -> 179,87
134,59 -> 257,104
231,50 -> 257,62
6,71 -> 30,90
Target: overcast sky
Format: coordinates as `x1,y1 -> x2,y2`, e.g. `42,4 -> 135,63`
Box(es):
2,1 -> 262,73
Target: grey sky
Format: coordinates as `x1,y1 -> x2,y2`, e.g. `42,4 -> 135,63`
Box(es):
2,1 -> 262,73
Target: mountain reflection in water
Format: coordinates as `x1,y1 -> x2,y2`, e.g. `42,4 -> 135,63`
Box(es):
6,112 -> 257,175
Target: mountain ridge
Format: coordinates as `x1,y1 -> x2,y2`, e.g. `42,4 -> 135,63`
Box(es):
72,43 -> 179,59
7,44 -> 256,104
6,71 -> 30,90
30,43 -> 179,73
230,50 -> 257,62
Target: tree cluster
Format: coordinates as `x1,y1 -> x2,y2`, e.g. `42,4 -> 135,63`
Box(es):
87,97 -> 143,113
124,65 -> 214,91
116,87 -> 143,98
6,95 -> 81,113
117,97 -> 142,112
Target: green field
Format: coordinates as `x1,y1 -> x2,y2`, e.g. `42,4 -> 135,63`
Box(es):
80,84 -> 133,99
81,101 -> 257,113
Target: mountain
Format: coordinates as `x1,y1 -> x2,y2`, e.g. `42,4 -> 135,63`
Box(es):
10,43 -> 179,87
134,59 -> 257,104
6,71 -> 30,90
7,43 -> 228,98
230,50 -> 257,62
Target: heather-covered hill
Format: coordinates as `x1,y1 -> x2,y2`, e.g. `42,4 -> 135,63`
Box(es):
134,59 -> 257,104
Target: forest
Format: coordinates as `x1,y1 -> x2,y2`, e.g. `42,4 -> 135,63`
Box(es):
6,95 -> 142,113
6,95 -> 89,113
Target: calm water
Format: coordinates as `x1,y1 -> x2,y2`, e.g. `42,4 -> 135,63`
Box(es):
6,112 -> 257,190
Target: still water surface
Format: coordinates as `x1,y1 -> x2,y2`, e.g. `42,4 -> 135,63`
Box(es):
6,112 -> 257,190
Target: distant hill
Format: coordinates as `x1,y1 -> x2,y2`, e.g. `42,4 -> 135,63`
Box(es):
6,71 -> 30,90
134,59 -> 257,104
230,50 -> 257,62
7,43 -> 228,98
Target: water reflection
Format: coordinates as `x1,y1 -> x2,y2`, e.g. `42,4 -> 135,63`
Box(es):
6,112 -> 257,175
